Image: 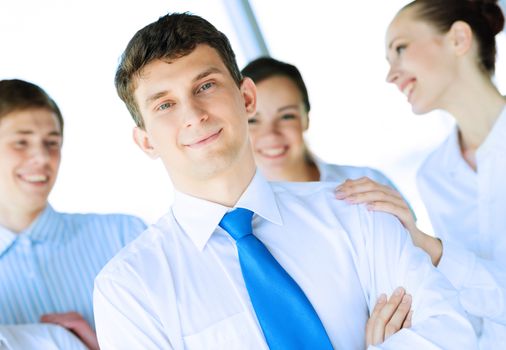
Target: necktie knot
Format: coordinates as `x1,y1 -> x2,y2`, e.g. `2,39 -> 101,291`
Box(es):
219,208 -> 254,241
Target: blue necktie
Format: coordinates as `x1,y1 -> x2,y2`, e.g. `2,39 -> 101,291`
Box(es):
219,208 -> 333,349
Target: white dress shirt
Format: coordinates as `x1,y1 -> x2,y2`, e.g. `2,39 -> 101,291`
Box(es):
94,171 -> 476,349
0,324 -> 87,350
417,106 -> 506,349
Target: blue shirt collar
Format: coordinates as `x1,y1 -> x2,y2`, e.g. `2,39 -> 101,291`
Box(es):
0,225 -> 16,257
172,170 -> 283,251
0,204 -> 64,257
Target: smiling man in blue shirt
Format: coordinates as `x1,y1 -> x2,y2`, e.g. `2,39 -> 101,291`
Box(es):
0,79 -> 146,349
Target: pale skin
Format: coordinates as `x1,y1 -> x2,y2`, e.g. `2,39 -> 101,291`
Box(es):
132,44 -> 258,207
248,75 -> 319,182
0,109 -> 61,232
0,109 -> 98,350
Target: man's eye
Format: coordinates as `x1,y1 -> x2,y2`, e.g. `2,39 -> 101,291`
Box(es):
14,140 -> 28,148
158,102 -> 173,111
199,82 -> 214,92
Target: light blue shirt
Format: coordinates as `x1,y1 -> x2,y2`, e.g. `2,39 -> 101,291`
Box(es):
0,204 -> 146,329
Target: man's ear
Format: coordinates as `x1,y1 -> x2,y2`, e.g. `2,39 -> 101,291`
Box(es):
240,77 -> 257,117
133,127 -> 159,159
448,21 -> 473,56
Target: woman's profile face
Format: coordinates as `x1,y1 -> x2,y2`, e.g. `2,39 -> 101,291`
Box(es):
248,75 -> 309,178
385,7 -> 458,114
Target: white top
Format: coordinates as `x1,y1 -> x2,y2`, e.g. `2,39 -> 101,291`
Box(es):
0,324 -> 87,350
417,106 -> 506,349
94,171 -> 476,350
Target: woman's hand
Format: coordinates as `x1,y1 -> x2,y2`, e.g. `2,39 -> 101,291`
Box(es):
366,287 -> 413,347
336,177 -> 442,266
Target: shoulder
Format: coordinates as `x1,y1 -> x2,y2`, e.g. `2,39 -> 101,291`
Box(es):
271,181 -> 405,243
320,162 -> 394,186
271,180 -> 338,196
58,211 -> 146,231
95,214 -> 169,281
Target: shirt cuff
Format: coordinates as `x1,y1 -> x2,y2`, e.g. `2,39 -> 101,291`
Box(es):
437,240 -> 476,289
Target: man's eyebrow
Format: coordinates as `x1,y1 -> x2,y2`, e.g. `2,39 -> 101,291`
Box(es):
14,130 -> 62,136
15,130 -> 34,135
145,90 -> 169,107
193,67 -> 223,83
144,68 -> 223,107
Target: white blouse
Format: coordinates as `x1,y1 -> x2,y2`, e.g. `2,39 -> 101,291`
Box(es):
417,106 -> 506,349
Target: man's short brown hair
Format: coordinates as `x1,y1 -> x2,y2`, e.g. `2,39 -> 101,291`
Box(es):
0,79 -> 64,134
115,12 -> 243,129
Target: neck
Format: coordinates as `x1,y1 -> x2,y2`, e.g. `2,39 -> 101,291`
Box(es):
442,69 -> 505,151
263,155 -> 320,182
174,154 -> 257,208
0,204 -> 45,233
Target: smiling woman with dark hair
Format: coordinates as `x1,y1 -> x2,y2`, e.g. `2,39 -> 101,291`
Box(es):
339,1 -> 506,348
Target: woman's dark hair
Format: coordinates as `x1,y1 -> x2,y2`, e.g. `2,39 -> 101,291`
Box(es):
242,57 -> 311,113
404,0 -> 504,75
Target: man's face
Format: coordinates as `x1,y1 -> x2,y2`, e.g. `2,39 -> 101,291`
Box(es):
0,108 -> 62,216
132,44 -> 256,189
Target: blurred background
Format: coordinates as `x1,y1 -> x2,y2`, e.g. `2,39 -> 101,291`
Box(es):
1,0 -> 506,232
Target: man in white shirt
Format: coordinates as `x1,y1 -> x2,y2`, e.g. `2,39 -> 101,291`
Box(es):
94,12 -> 477,349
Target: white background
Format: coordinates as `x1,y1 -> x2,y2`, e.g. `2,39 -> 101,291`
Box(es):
1,0 -> 505,232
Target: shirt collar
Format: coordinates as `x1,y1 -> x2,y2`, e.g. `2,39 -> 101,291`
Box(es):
0,225 -> 16,257
441,126 -> 465,175
443,105 -> 506,173
477,104 -> 506,158
0,204 -> 62,257
172,170 -> 283,251
23,204 -> 64,244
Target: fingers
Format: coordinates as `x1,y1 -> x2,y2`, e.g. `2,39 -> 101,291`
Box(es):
384,294 -> 412,339
368,287 -> 412,346
365,201 -> 415,230
42,312 -> 100,350
335,177 -> 416,231
403,310 -> 414,329
366,293 -> 387,346
343,191 -> 406,208
40,312 -> 84,328
336,177 -> 402,201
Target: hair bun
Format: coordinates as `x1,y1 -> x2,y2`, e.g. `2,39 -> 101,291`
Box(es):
472,0 -> 505,35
